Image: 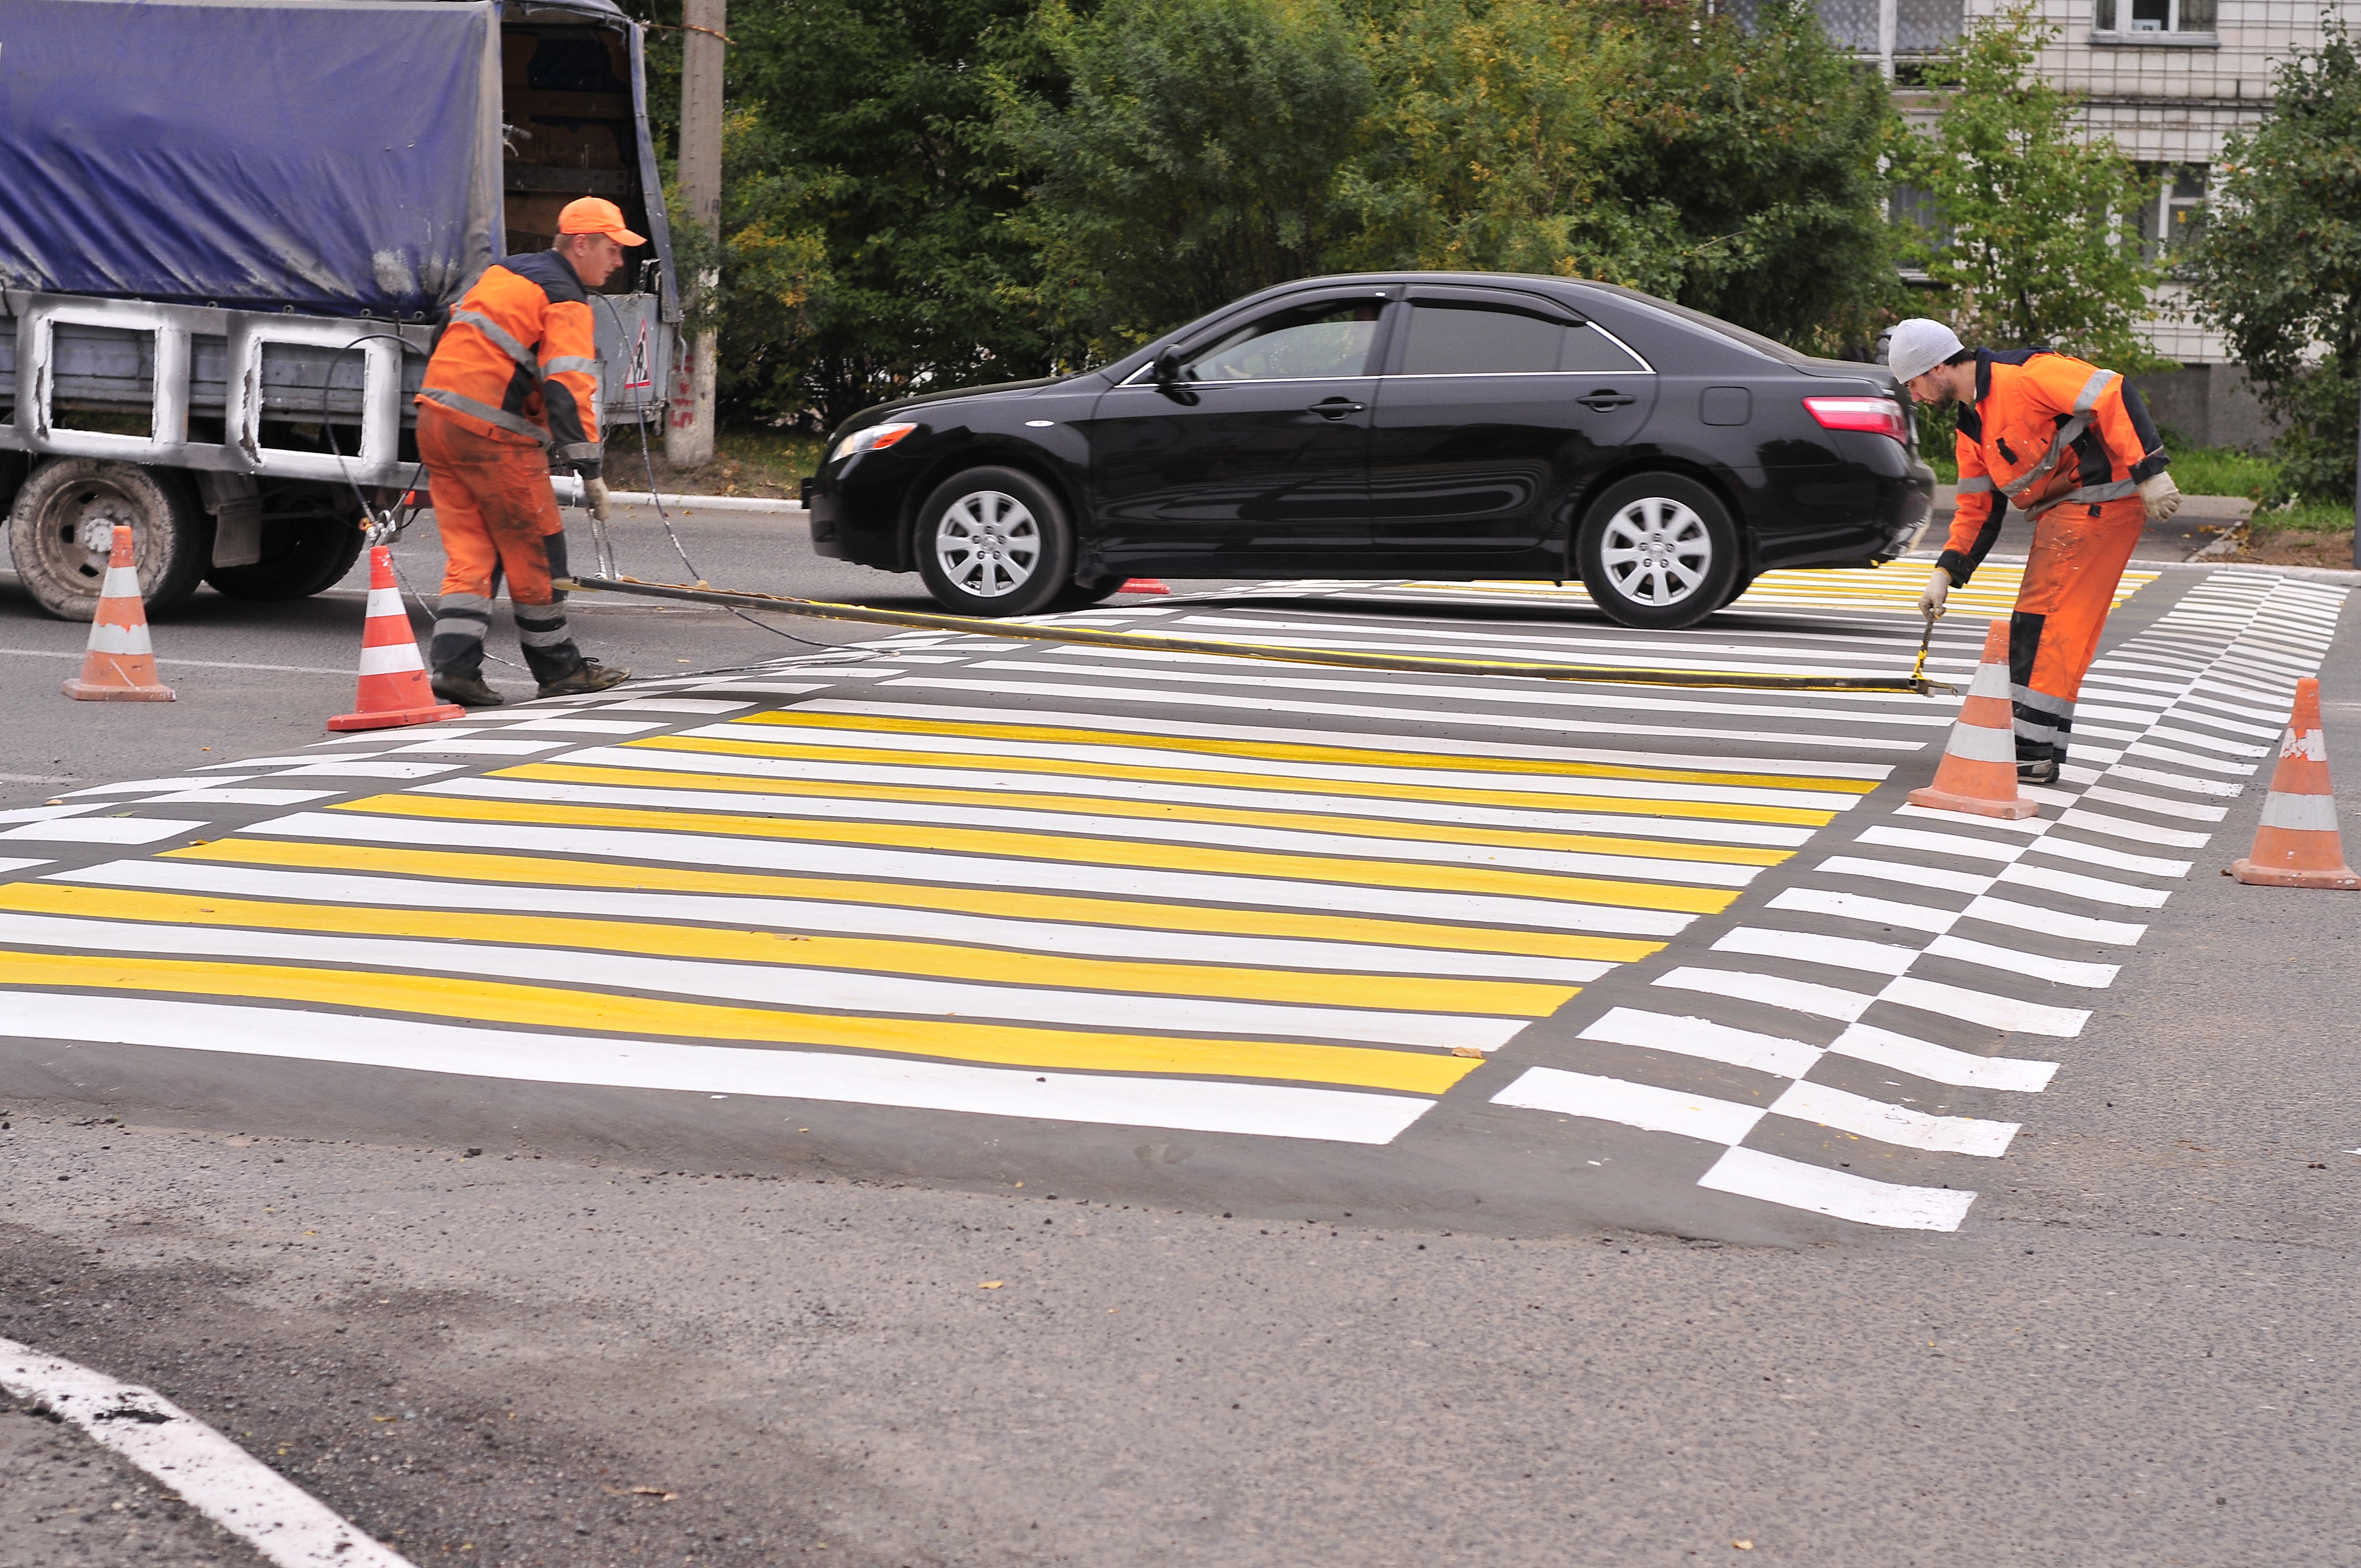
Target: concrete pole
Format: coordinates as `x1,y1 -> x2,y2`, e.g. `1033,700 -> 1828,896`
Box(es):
2352,390 -> 2359,569
666,0 -> 723,469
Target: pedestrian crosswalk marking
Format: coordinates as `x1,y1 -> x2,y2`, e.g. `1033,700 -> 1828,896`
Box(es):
333,791 -> 1747,916
0,949 -> 1483,1095
1362,563 -> 2157,618
162,838 -> 1658,967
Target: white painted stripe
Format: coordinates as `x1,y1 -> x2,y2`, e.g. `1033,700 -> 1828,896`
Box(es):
1576,1006 -> 1820,1076
1894,804 -> 2049,835
85,620 -> 156,656
2259,792 -> 2340,833
1697,1146 -> 1976,1231
0,818 -> 204,845
383,739 -> 573,756
2054,807 -> 2210,850
1940,721 -> 2018,763
805,700 -> 1908,777
559,743 -> 1815,849
249,812 -> 1699,935
0,912 -> 1525,1052
1168,611 -> 1959,670
1813,854 -> 1995,895
1767,886 -> 1960,933
1767,1080 -> 2017,1156
0,1335 -> 414,1568
1712,925 -> 1920,976
68,776 -> 253,796
502,717 -> 673,734
2103,764 -> 2243,797
2124,742 -> 2253,777
2156,711 -> 2282,742
64,859 -> 1611,984
140,788 -> 342,807
570,698 -> 756,714
1995,861 -> 2170,909
0,858 -> 53,874
1488,1067 -> 1765,1145
1653,967 -> 1875,1021
1877,975 -> 2090,1037
1959,895 -> 2145,945
356,643 -> 424,678
364,586 -> 405,620
1924,934 -> 2118,988
878,677 -> 1929,753
0,991 -> 1432,1144
426,776 -> 1766,890
1857,825 -> 2031,863
1824,1022 -> 2056,1091
699,722 -> 1873,812
2027,834 -> 2193,877
270,761 -> 467,780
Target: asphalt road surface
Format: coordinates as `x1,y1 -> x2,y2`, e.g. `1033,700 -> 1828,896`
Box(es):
2,504 -> 2357,1567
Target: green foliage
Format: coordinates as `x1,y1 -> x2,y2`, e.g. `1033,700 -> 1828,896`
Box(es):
2188,23 -> 2361,507
991,0 -> 1375,366
1889,4 -> 2163,368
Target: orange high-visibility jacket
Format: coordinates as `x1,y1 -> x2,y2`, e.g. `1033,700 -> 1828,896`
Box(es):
1936,348 -> 2168,585
417,249 -> 603,478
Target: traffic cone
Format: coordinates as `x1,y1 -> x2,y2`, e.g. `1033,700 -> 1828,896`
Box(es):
2231,677 -> 2359,889
62,524 -> 173,702
327,545 -> 466,731
1116,578 -> 1172,595
1907,618 -> 2038,820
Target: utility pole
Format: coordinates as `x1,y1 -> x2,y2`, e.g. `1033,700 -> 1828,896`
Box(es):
666,0 -> 723,469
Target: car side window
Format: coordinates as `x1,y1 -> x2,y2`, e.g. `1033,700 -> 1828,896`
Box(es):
1174,301 -> 1384,382
1396,298 -> 1650,374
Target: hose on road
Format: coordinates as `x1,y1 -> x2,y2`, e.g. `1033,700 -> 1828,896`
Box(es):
568,573 -> 1956,695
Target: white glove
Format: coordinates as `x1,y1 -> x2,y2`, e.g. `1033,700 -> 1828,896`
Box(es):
2140,472 -> 2182,521
581,476 -> 611,524
1918,565 -> 1951,619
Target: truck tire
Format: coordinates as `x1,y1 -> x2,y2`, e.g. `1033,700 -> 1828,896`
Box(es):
205,516 -> 367,601
6,458 -> 212,621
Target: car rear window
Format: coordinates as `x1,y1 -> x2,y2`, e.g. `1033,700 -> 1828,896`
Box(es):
1398,300 -> 1647,375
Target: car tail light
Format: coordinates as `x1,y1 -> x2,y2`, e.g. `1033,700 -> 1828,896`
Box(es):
1803,396 -> 1909,445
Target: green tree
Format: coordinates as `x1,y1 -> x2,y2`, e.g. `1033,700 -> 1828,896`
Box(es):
2188,23 -> 2361,505
1888,4 -> 2163,366
992,0 -> 1376,365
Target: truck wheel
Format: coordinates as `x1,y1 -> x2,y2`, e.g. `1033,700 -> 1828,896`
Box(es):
6,458 -> 211,621
205,516 -> 367,601
913,466 -> 1074,618
1576,473 -> 1740,631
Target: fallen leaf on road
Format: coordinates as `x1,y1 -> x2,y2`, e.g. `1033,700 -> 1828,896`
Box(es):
1733,1541 -> 1753,1551
978,1281 -> 1004,1289
602,1485 -> 678,1499
1449,1047 -> 1485,1058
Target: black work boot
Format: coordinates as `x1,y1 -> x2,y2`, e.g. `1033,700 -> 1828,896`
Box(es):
2016,757 -> 2059,785
432,672 -> 505,708
537,660 -> 631,699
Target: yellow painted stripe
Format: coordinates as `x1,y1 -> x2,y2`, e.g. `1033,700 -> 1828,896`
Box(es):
170,840 -> 1667,963
0,951 -> 1482,1095
635,735 -> 1836,827
1,885 -> 1575,1018
730,709 -> 1880,795
499,761 -> 1791,869
331,794 -> 1739,914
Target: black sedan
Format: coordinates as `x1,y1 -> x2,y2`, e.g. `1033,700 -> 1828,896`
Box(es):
803,273 -> 1935,629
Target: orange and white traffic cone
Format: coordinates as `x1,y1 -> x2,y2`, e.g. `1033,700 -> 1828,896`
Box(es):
327,545 -> 466,732
1907,617 -> 2037,820
2231,677 -> 2359,889
62,524 -> 173,702
1117,578 -> 1172,595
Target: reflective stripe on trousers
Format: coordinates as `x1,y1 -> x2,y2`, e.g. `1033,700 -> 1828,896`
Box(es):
2005,496 -> 2146,765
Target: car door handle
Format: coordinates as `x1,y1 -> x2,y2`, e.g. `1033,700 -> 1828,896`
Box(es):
1577,389 -> 1637,411
1309,398 -> 1366,418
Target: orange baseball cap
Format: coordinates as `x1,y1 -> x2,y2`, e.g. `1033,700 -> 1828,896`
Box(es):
558,197 -> 648,247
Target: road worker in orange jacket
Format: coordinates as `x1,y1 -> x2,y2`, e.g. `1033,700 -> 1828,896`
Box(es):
417,197 -> 638,707
1888,318 -> 2182,783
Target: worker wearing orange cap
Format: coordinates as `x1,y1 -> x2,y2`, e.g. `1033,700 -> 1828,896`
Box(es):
416,197 -> 643,706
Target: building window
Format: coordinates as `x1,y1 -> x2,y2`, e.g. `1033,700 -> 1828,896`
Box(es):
2134,164 -> 2208,262
2095,0 -> 2215,34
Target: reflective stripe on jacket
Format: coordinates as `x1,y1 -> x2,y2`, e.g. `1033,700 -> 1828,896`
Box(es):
1938,348 -> 2168,585
417,249 -> 603,478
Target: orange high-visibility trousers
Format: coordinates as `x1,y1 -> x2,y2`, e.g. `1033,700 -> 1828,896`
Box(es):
417,405 -> 584,685
2008,496 -> 2146,767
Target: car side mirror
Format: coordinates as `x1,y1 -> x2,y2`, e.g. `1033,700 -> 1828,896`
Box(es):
1152,349 -> 1182,385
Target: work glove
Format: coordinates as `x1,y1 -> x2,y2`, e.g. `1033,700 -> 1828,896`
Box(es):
1918,565 -> 1951,620
581,476 -> 611,524
2140,471 -> 2182,522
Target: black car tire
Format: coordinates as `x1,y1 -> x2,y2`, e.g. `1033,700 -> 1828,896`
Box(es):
913,467 -> 1075,617
1576,473 -> 1741,630
6,457 -> 212,620
1051,572 -> 1127,612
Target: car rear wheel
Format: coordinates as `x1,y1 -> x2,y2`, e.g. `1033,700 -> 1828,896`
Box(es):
1576,474 -> 1740,630
913,467 -> 1074,617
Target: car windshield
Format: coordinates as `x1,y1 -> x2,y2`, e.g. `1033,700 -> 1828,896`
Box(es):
1179,302 -> 1381,382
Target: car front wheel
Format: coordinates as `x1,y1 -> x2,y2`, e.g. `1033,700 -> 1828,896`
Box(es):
1576,475 -> 1740,630
913,466 -> 1074,617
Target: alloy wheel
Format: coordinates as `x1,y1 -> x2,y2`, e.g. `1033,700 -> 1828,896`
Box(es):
1597,496 -> 1712,608
933,490 -> 1042,599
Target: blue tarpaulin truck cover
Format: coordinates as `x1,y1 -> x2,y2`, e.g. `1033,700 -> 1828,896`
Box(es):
0,0 -> 503,318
